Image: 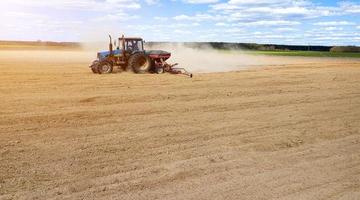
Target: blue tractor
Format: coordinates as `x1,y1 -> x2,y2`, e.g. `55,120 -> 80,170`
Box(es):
89,35 -> 192,77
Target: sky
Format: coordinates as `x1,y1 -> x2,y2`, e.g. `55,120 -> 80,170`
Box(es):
1,0 -> 360,45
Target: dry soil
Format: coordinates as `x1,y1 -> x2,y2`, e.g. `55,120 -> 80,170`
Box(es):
0,49 -> 360,200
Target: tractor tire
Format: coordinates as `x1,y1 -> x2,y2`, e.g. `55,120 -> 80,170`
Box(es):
98,61 -> 113,74
155,67 -> 164,74
128,53 -> 152,74
90,60 -> 100,74
91,67 -> 99,74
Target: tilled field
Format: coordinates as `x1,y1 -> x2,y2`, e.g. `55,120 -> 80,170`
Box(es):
0,50 -> 360,200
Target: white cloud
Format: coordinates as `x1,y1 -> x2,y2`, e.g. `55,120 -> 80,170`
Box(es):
275,27 -> 297,32
0,0 -> 143,41
183,0 -> 219,4
0,0 -> 360,45
313,21 -> 356,26
94,13 -> 139,22
224,28 -> 244,33
239,20 -> 301,26
154,16 -> 168,21
145,0 -> 160,5
1,0 -> 141,11
323,27 -> 344,31
212,0 -> 337,20
174,14 -> 223,21
173,14 -> 191,20
340,2 -> 360,14
174,29 -> 192,34
215,22 -> 230,26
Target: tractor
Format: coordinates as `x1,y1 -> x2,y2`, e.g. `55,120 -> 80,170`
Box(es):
89,35 -> 192,77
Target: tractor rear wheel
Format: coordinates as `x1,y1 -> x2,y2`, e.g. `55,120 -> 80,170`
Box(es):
128,53 -> 152,74
98,61 -> 113,74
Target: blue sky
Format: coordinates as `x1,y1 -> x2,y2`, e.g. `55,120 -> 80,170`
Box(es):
1,0 -> 360,45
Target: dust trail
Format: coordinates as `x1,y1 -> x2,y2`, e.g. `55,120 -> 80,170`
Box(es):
146,43 -> 349,73
147,43 -> 260,73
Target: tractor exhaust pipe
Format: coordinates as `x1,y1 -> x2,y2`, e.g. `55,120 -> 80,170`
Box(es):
121,34 -> 126,59
109,34 -> 113,56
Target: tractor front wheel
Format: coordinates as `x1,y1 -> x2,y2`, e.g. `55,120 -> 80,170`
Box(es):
98,61 -> 113,74
90,60 -> 99,74
128,53 -> 152,74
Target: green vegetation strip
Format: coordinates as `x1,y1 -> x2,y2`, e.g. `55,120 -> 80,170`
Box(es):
246,50 -> 360,58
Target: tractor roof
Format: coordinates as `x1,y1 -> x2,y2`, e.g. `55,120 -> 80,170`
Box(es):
120,37 -> 143,40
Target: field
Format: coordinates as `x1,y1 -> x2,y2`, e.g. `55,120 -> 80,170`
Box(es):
1,45 -> 360,200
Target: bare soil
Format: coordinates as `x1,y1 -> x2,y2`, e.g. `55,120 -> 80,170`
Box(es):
0,50 -> 360,200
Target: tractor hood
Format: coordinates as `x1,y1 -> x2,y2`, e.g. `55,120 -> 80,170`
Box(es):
97,49 -> 122,59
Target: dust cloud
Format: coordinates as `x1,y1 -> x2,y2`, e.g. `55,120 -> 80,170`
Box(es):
147,43 -> 261,73
146,43 -> 347,73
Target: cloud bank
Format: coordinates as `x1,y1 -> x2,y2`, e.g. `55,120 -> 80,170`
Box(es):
0,0 -> 359,45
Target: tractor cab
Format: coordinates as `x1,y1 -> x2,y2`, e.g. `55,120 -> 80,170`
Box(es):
122,38 -> 144,52
97,36 -> 144,60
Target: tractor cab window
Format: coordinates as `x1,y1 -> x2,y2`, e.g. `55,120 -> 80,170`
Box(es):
125,40 -> 143,51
